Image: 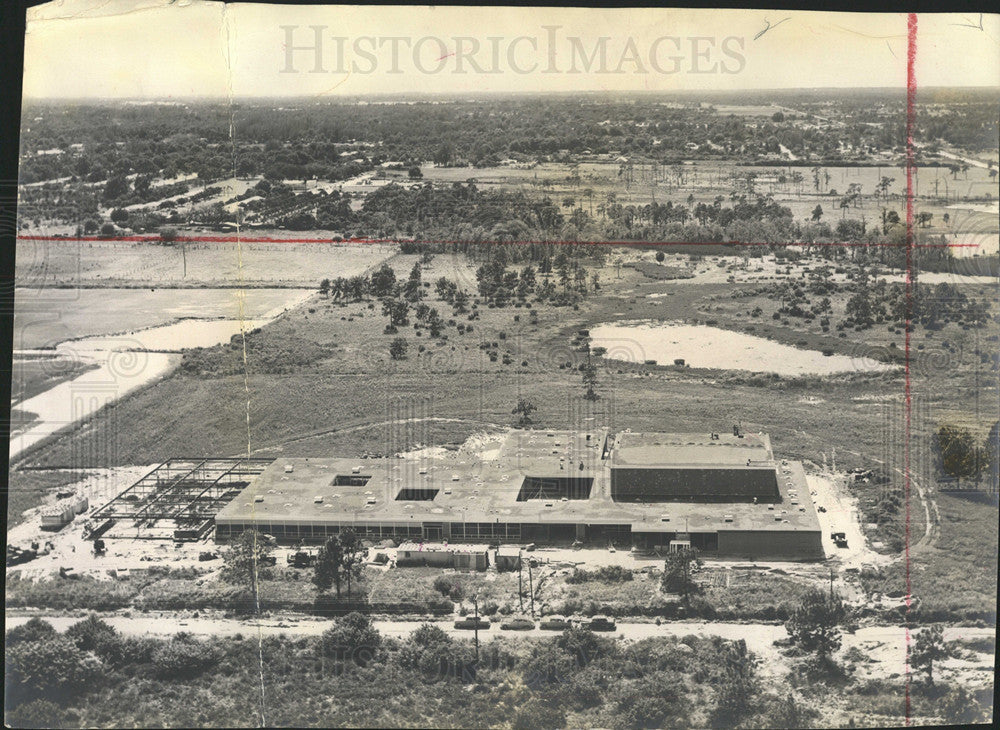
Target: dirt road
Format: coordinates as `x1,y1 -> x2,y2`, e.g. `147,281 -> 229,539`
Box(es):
7,611 -> 993,684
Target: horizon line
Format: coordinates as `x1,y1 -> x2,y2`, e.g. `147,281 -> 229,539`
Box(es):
20,85 -> 1000,103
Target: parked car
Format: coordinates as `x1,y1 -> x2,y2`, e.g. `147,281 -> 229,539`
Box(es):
500,616 -> 535,631
587,615 -> 617,632
454,617 -> 491,630
539,615 -> 573,630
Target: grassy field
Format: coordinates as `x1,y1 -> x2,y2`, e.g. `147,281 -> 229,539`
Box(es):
11,358 -> 99,400
858,491 -> 998,622
14,240 -> 395,288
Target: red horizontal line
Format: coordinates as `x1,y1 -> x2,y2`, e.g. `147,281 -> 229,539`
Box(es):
14,235 -> 978,249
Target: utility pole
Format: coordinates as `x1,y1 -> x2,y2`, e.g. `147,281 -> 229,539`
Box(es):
518,550 -> 524,612
528,560 -> 535,617
829,567 -> 835,600
473,596 -> 480,664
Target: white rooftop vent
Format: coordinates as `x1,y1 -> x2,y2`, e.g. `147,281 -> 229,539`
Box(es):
451,474 -> 460,481
444,488 -> 452,495
366,497 -> 377,505
352,465 -> 362,474
660,515 -> 671,522
314,496 -> 324,504
419,467 -> 427,475
544,502 -> 554,508
560,497 -> 569,502
724,514 -> 734,523
284,464 -> 294,473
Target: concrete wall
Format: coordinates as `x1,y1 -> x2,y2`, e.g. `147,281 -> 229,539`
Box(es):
610,467 -> 781,502
717,530 -> 824,560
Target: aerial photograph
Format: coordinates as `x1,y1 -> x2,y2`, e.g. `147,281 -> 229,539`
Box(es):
4,3 -> 998,729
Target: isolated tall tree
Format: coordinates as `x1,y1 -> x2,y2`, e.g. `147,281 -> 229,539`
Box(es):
313,535 -> 345,598
661,547 -> 702,605
785,588 -> 846,660
512,399 -> 536,428
370,263 -> 397,297
382,298 -> 410,327
221,530 -> 274,605
338,529 -> 365,599
911,625 -> 952,684
581,360 -> 600,401
937,424 -> 987,486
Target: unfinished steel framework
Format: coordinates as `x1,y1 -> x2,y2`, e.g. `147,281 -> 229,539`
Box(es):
90,458 -> 274,540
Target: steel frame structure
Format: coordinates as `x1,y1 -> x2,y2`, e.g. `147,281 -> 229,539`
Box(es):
91,458 -> 273,530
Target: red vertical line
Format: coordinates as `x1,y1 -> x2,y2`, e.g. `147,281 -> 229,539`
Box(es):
903,11 -> 918,727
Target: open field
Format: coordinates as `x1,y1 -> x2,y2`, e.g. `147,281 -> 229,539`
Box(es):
14,240 -> 395,287
10,357 -> 99,403
12,287 -> 312,350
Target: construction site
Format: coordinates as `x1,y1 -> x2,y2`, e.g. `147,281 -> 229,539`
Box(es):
45,427 -> 826,561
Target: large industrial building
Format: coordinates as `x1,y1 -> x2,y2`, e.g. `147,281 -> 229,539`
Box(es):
209,429 -> 824,560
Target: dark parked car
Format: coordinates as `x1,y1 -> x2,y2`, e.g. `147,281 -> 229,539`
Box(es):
539,615 -> 573,630
454,617 -> 491,630
500,616 -> 535,631
587,615 -> 617,632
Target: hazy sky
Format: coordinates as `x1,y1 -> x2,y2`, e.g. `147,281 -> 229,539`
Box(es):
22,2 -> 1000,98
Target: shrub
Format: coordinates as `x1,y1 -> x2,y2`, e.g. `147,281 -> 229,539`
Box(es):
66,614 -> 118,652
317,612 -> 382,666
5,618 -> 57,647
6,637 -> 105,706
433,575 -> 455,596
152,637 -> 222,678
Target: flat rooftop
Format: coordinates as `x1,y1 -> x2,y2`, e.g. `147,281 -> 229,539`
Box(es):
214,433 -> 820,534
610,431 -> 773,467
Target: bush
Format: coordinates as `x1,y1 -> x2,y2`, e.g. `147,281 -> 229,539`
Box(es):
4,699 -> 68,728
317,612 -> 382,666
6,637 -> 105,706
152,637 -> 222,678
433,575 -> 456,596
566,565 -> 634,584
66,614 -> 118,652
513,698 -> 567,730
5,618 -> 58,647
